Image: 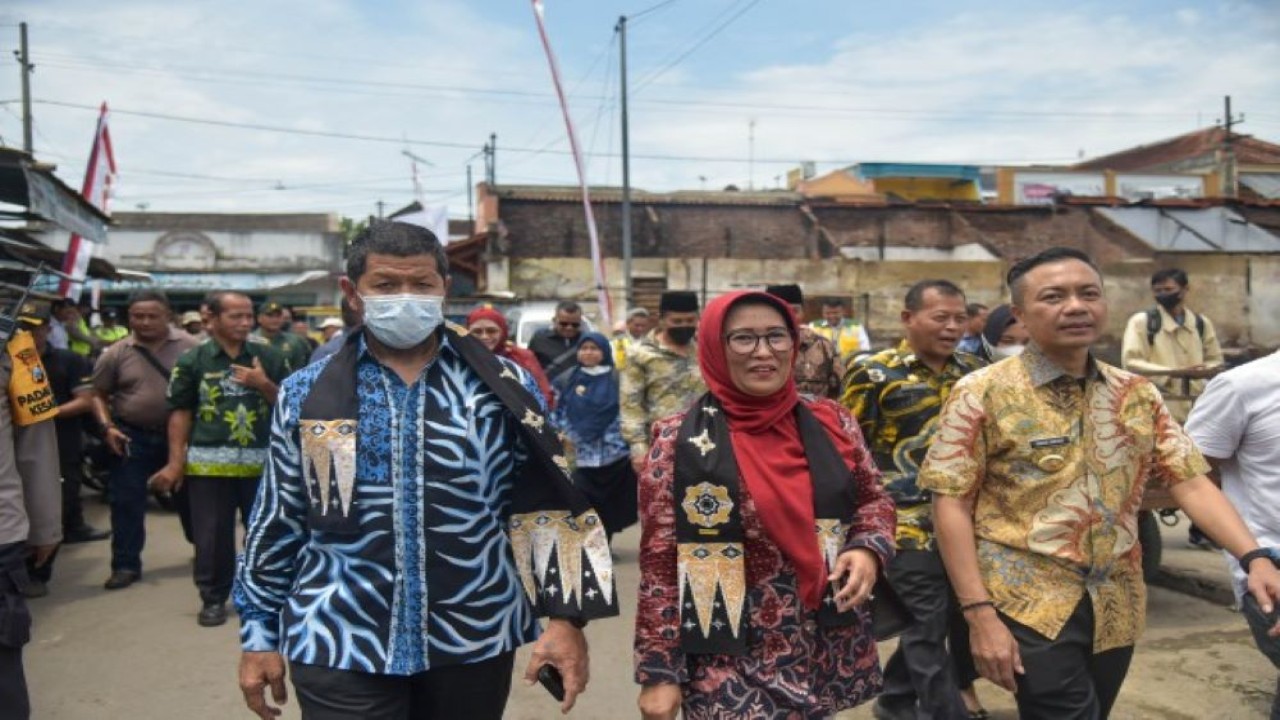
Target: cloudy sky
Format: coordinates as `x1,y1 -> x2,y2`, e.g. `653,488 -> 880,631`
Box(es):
1,0 -> 1277,219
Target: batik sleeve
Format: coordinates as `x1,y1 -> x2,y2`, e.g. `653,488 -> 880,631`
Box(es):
839,360 -> 879,443
233,374 -> 310,652
620,353 -> 650,459
1146,382 -> 1210,488
634,415 -> 689,685
832,402 -> 895,567
918,374 -> 988,498
165,349 -> 199,411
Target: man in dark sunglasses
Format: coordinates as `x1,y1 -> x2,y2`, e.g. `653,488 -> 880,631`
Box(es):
529,301 -> 585,377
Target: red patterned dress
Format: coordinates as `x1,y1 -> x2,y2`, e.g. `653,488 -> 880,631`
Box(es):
634,397 -> 897,719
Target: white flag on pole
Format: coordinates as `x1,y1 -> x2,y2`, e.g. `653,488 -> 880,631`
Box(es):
60,102 -> 116,300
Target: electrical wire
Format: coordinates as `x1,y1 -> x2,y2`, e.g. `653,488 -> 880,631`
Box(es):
634,0 -> 764,93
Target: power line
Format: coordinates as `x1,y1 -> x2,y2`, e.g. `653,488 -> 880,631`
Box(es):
629,0 -> 681,21
32,99 -> 481,150
634,0 -> 765,93
23,55 -> 1229,122
19,99 -> 1112,167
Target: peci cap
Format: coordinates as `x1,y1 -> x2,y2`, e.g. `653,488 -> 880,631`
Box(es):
16,301 -> 51,327
764,284 -> 804,306
658,291 -> 699,314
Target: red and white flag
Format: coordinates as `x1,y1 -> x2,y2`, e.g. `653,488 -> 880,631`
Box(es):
59,102 -> 116,300
530,0 -> 613,329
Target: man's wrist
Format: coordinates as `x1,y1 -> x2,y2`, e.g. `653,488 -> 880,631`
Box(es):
1240,548 -> 1279,574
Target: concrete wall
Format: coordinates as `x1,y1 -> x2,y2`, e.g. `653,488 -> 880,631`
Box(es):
498,253 -> 1279,351
101,228 -> 342,273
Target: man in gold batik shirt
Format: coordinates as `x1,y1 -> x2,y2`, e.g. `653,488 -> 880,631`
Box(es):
921,247 -> 1280,720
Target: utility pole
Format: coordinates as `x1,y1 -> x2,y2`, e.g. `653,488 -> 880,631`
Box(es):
748,118 -> 756,191
617,15 -> 633,310
16,22 -> 33,155
489,132 -> 498,185
1221,95 -> 1245,199
376,200 -> 385,219
466,163 -> 474,226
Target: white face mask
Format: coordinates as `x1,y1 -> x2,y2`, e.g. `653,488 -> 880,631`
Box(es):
359,293 -> 444,349
993,343 -> 1026,359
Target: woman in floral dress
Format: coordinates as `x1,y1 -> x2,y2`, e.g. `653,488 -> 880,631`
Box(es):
634,290 -> 896,720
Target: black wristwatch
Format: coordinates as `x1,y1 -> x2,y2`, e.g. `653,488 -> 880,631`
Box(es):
550,615 -> 588,629
1239,548 -> 1280,573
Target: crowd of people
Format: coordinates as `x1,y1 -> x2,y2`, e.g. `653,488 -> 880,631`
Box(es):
0,219 -> 1278,720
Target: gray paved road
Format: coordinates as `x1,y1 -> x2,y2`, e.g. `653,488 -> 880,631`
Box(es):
25,499 -> 1276,719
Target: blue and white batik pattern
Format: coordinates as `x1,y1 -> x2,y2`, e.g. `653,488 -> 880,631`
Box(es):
234,334 -> 543,675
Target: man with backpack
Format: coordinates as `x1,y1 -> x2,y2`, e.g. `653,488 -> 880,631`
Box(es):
1121,267 -> 1224,549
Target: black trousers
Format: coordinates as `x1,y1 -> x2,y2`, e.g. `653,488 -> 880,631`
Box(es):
187,475 -> 260,605
1003,597 -> 1134,720
0,542 -> 32,720
290,651 -> 515,720
573,457 -> 638,539
27,432 -> 87,584
879,549 -> 970,719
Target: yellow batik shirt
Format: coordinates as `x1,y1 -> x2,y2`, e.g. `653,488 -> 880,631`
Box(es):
842,340 -> 984,550
918,344 -> 1209,652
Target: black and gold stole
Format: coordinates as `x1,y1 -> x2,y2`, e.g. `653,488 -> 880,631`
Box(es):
299,325 -> 619,624
673,394 -> 857,655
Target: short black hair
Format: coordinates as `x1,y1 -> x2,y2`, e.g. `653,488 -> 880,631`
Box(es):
1006,247 -> 1101,305
346,220 -> 449,282
1150,268 -> 1188,287
965,302 -> 988,316
821,297 -> 846,307
205,290 -> 251,317
126,289 -> 170,310
905,279 -> 965,311
555,300 -> 582,315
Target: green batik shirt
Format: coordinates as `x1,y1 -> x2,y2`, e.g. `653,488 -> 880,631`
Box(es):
166,339 -> 290,477
620,333 -> 707,460
841,340 -> 985,550
251,330 -> 310,373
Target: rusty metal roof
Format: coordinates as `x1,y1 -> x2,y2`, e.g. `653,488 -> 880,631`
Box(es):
1073,128 -> 1280,172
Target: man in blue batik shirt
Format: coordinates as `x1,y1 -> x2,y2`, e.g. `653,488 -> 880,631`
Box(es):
235,221 -> 616,720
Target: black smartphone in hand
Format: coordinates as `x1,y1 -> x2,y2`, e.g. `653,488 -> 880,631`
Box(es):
537,664 -> 566,702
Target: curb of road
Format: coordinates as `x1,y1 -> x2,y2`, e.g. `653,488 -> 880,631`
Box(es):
1148,567 -> 1237,608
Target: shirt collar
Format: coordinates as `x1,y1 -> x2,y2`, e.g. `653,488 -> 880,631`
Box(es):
1020,342 -> 1103,388
1156,304 -> 1194,330
122,327 -> 185,346
354,327 -> 457,366
894,339 -> 968,377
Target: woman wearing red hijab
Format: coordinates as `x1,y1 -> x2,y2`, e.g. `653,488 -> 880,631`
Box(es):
466,307 -> 555,409
634,290 -> 896,720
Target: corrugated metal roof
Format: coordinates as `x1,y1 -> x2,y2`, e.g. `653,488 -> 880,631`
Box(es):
1097,206 -> 1280,253
1240,173 -> 1280,200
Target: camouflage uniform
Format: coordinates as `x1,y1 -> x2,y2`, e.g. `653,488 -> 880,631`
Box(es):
619,334 -> 706,461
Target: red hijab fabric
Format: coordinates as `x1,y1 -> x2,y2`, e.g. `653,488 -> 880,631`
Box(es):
698,291 -> 856,609
466,307 -> 555,408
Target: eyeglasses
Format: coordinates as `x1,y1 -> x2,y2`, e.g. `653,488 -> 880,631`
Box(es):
724,330 -> 794,355
557,321 -> 581,328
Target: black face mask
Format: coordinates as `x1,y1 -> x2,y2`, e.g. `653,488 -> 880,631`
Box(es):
1154,291 -> 1182,311
667,326 -> 696,346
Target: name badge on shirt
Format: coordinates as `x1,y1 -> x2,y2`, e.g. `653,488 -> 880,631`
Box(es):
1030,436 -> 1071,449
